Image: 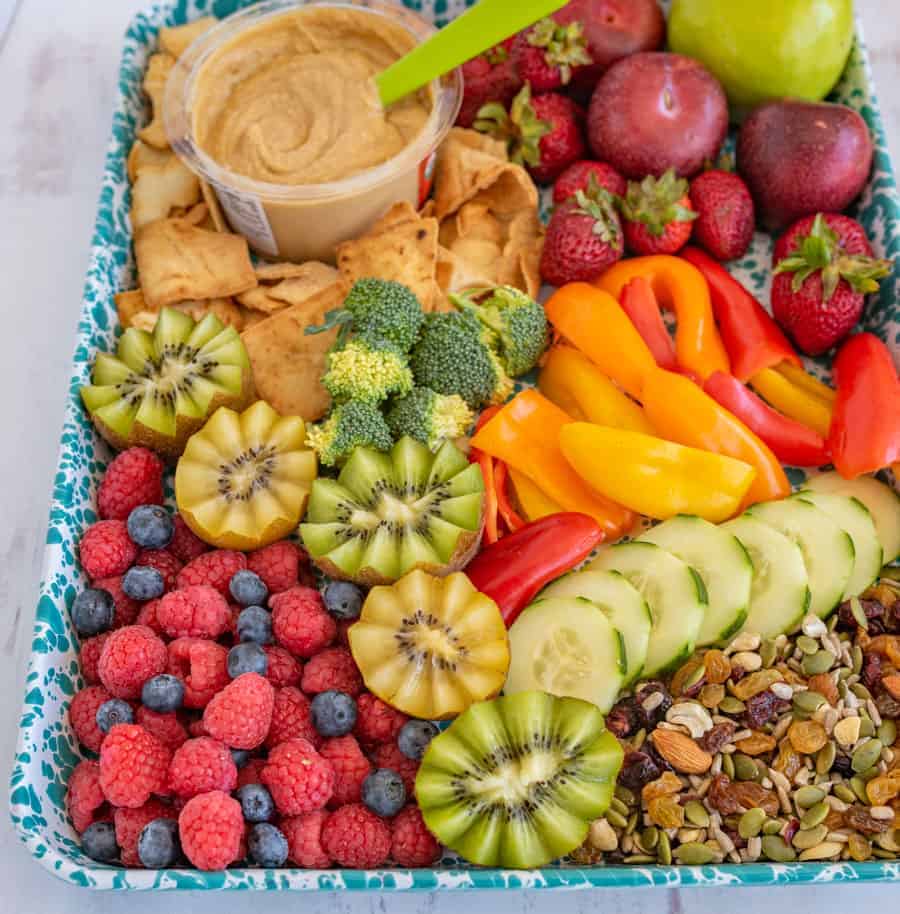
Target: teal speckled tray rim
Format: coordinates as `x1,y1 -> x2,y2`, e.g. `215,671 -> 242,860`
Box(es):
8,0 -> 900,891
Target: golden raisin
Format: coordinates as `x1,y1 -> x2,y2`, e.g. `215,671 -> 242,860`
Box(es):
641,770 -> 683,803
773,739 -> 803,780
788,719 -> 828,755
700,683 -> 725,709
824,808 -> 846,831
671,656 -> 705,696
707,773 -> 779,816
703,650 -> 732,685
732,669 -> 784,700
807,672 -> 839,707
648,795 -> 685,829
848,833 -> 872,862
734,730 -> 777,756
867,774 -> 900,806
866,635 -> 900,659
775,663 -> 807,686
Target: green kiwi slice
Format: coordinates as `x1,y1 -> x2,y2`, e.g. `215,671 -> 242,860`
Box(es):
300,437 -> 484,586
81,308 -> 253,459
415,691 -> 623,868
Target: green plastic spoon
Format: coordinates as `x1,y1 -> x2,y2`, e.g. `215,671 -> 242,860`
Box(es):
375,0 -> 570,108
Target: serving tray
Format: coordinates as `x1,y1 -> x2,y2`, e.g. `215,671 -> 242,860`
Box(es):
8,0 -> 900,891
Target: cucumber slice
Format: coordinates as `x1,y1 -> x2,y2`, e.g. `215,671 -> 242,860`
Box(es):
639,515 -> 752,645
505,597 -> 626,713
588,542 -> 706,676
747,499 -> 854,619
722,515 -> 811,638
541,570 -> 651,685
795,491 -> 883,599
806,472 -> 900,564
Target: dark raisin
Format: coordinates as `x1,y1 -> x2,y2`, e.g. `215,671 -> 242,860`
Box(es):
699,721 -> 736,754
876,692 -> 900,720
606,697 -> 644,739
725,828 -> 747,851
837,598 -> 886,635
845,806 -> 890,835
744,690 -> 791,729
861,652 -> 883,691
883,599 -> 900,634
644,740 -> 674,774
616,750 -> 662,790
729,664 -> 746,682
830,753 -> 853,777
635,681 -> 672,726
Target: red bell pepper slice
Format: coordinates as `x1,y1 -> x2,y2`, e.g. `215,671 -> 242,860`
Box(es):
703,371 -> 829,467
493,460 -> 525,534
619,277 -> 678,371
681,247 -> 801,382
464,513 -> 604,626
827,333 -> 900,479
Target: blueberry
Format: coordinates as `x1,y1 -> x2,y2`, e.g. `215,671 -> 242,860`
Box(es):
122,565 -> 165,601
236,606 -> 272,645
137,818 -> 180,868
248,822 -> 288,867
227,642 -> 268,678
323,581 -> 364,620
96,698 -> 133,734
231,748 -> 251,769
397,719 -> 439,761
127,505 -> 174,549
141,674 -> 184,713
310,690 -> 357,737
236,783 -> 274,823
229,570 -> 268,607
81,821 -> 119,862
71,588 -> 114,636
362,768 -> 406,818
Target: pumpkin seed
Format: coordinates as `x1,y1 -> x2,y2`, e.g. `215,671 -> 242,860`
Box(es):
640,826 -> 659,851
858,718 -> 875,739
792,824 -> 829,849
851,645 -> 864,675
761,835 -> 797,862
851,739 -> 883,773
872,848 -> 899,860
878,720 -> 897,746
684,800 -> 710,828
626,811 -> 639,835
834,784 -> 857,804
609,796 -> 629,817
850,776 -> 871,804
794,786 -> 826,809
624,854 -> 656,864
614,785 -> 635,806
760,639 -> 778,668
762,819 -> 785,836
719,697 -> 746,714
875,830 -> 900,853
800,802 -> 830,829
674,842 -> 716,865
734,753 -> 759,781
722,752 -> 735,779
797,635 -> 820,655
850,682 -> 872,701
738,808 -> 767,839
606,808 -> 628,829
849,596 -> 868,629
798,841 -> 843,861
816,742 -> 837,775
793,691 -> 827,714
858,765 -> 879,782
657,829 -> 672,865
802,651 -> 834,676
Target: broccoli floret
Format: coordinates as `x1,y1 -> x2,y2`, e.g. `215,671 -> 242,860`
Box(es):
305,279 -> 425,353
452,286 -> 548,377
322,338 -> 413,404
386,388 -> 474,450
305,400 -> 393,467
409,311 -> 514,410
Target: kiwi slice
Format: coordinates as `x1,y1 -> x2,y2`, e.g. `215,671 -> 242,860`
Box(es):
175,400 -> 317,551
416,691 -> 623,868
81,308 -> 254,458
300,437 -> 484,586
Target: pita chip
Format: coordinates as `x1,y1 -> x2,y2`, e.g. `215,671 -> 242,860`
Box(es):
237,261 -> 339,314
127,140 -> 173,183
433,128 -> 510,220
138,53 -> 175,150
130,155 -> 201,231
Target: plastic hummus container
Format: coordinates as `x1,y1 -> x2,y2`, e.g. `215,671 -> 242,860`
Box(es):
165,0 -> 461,262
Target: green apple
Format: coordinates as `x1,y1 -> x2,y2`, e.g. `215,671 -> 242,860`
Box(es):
668,0 -> 855,119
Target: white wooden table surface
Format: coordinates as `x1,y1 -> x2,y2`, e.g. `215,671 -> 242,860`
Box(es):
1,1 -> 899,911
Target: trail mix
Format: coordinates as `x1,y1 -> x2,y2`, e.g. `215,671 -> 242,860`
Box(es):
573,578 -> 900,867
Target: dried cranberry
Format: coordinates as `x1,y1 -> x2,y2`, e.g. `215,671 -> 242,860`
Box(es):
699,721 -> 736,754
606,697 -> 644,739
782,818 -> 800,845
861,652 -> 883,691
744,690 -> 790,729
616,750 -> 662,790
830,753 -> 853,777
635,681 -> 672,726
876,692 -> 900,720
836,598 -> 886,634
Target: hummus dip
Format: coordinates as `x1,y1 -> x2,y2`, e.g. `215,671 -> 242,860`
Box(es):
192,6 -> 433,186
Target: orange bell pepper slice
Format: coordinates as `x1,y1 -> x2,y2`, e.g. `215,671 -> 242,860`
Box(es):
642,367 -> 791,508
470,389 -> 636,539
597,255 -> 730,381
538,344 -> 654,434
543,283 -> 657,399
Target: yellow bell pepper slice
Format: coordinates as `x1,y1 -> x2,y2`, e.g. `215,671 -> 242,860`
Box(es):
750,367 -> 833,439
773,361 -> 837,405
544,283 -> 657,399
559,423 -> 757,523
507,468 -> 564,522
538,344 -> 655,434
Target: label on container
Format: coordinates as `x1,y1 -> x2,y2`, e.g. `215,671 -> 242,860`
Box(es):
214,185 -> 279,257
418,150 -> 438,209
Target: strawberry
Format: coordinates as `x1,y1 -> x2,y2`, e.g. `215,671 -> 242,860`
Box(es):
539,181 -> 624,286
620,169 -> 698,256
510,18 -> 592,93
553,160 -> 626,204
771,213 -> 892,356
457,39 -> 522,129
689,170 -> 755,262
475,85 -> 586,185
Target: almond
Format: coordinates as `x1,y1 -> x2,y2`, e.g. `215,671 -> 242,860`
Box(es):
650,728 -> 712,774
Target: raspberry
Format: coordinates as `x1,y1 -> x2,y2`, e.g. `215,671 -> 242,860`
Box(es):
80,520 -> 139,580
187,717 -> 209,738
267,686 -> 319,749
114,798 -> 175,866
168,737 -> 238,798
136,599 -> 163,635
99,723 -> 171,808
263,645 -> 303,688
390,805 -> 440,867
321,803 -> 391,869
237,757 -> 266,788
271,587 -> 336,657
79,633 -> 110,684
157,585 -> 230,640
354,693 -> 408,746
98,625 -> 167,699
247,541 -> 305,594
135,549 -> 182,592
301,646 -> 363,696
66,760 -> 107,832
320,735 -> 371,806
170,514 -> 211,565
203,672 -> 274,750
93,575 -> 141,628
135,706 -> 188,751
167,638 -> 229,708
281,810 -> 332,867
177,550 -> 247,596
261,738 -> 335,815
369,742 -> 419,796
97,448 -> 164,522
178,790 -> 244,870
69,685 -> 112,753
